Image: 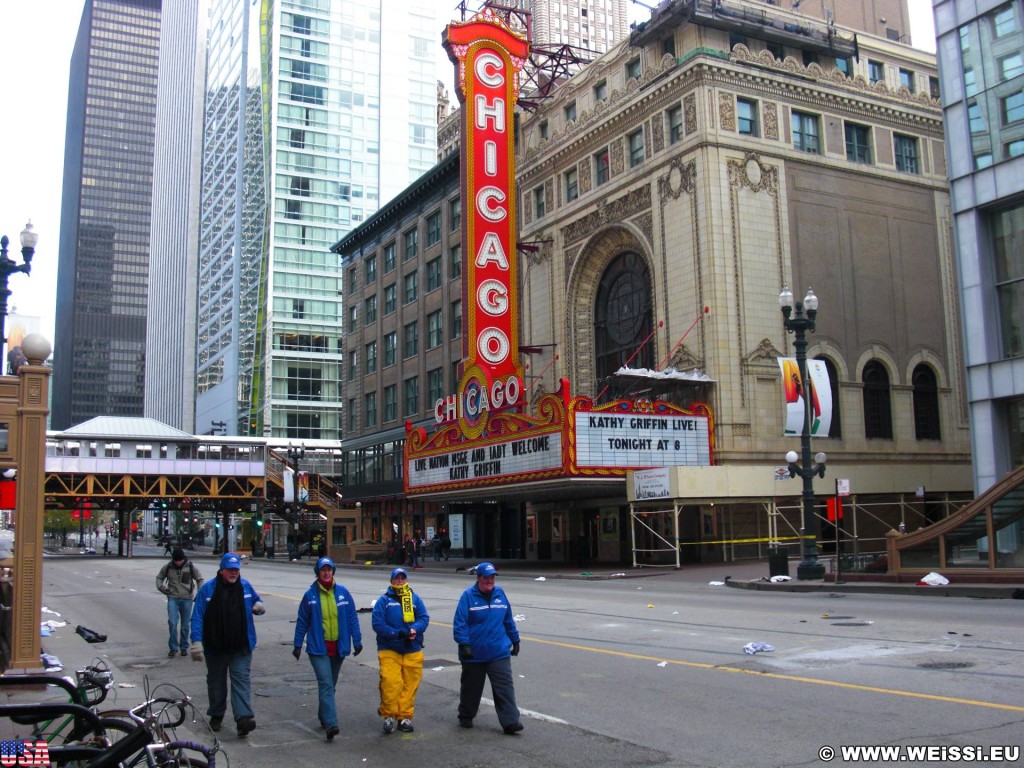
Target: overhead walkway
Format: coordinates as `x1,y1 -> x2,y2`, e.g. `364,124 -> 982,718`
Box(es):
884,465 -> 1024,582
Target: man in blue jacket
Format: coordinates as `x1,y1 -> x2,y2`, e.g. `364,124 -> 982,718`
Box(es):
190,552 -> 264,737
293,557 -> 362,741
372,567 -> 430,734
452,562 -> 523,734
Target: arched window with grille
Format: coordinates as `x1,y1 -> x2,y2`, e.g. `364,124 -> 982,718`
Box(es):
912,363 -> 941,440
862,360 -> 893,439
594,252 -> 654,384
818,357 -> 841,438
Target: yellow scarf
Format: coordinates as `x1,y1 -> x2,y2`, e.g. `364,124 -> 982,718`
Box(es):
393,583 -> 415,624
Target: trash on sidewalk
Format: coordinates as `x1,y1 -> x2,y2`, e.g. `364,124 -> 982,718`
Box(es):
770,575 -> 792,582
41,653 -> 63,670
708,580 -> 725,586
76,625 -> 108,643
534,576 -> 546,581
918,572 -> 950,586
743,642 -> 775,655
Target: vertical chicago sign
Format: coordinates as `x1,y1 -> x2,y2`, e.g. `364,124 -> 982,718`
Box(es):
442,10 -> 529,439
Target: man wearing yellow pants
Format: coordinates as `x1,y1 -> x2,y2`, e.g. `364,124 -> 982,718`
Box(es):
371,567 -> 430,733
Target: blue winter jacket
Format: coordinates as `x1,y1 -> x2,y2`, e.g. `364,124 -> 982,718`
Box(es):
371,587 -> 429,654
452,582 -> 519,663
190,576 -> 261,651
294,580 -> 362,657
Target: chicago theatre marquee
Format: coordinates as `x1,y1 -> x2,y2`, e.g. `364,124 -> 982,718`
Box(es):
400,10 -> 714,564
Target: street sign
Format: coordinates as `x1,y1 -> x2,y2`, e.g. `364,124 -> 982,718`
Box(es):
837,478 -> 851,496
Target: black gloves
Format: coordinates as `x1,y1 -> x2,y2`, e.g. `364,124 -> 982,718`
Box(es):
511,642 -> 520,657
292,646 -> 301,661
353,645 -> 363,657
397,630 -> 409,640
458,644 -> 474,661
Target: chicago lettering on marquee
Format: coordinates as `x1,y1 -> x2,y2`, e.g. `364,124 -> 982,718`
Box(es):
442,9 -> 529,439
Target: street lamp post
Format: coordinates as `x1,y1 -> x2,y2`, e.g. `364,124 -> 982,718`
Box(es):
780,285 -> 827,580
287,443 -> 306,559
0,221 -> 38,367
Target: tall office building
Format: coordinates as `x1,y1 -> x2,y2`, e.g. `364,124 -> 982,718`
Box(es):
52,0 -> 162,430
524,0 -> 630,53
194,0 -> 438,439
143,0 -> 208,432
933,0 -> 1024,493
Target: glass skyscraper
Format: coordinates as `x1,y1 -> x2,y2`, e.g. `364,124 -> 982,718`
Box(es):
194,0 -> 437,439
52,0 -> 162,430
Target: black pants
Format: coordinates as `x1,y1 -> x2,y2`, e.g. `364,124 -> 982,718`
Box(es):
458,657 -> 520,727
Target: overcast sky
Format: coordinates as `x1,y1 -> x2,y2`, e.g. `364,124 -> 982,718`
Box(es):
0,0 -> 936,345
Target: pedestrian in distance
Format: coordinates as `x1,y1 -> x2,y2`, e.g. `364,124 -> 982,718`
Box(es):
156,547 -> 204,658
190,552 -> 265,738
371,567 -> 429,734
452,562 -> 523,734
292,556 -> 363,741
431,531 -> 442,562
442,530 -> 452,561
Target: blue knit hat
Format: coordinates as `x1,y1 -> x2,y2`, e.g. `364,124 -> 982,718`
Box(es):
220,552 -> 241,570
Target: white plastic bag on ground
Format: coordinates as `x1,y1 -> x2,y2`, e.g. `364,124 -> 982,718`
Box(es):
918,572 -> 949,586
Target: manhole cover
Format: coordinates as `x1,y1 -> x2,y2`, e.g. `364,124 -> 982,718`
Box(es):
918,661 -> 975,670
255,686 -> 306,697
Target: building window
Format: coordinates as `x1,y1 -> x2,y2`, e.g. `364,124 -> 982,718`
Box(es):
348,399 -> 357,432
428,310 -> 443,349
993,4 -> 1018,37
729,32 -> 748,50
451,300 -> 462,340
364,392 -> 377,428
894,134 -> 920,173
347,267 -> 357,294
534,186 -> 546,218
365,342 -> 377,375
868,59 -> 884,84
594,252 -> 653,382
628,129 -> 645,167
384,332 -> 397,367
404,321 -> 418,357
625,57 -> 641,80
384,242 -> 396,273
449,197 -> 461,231
802,49 -> 819,67
791,111 -> 820,154
594,148 -> 610,185
737,97 -> 758,136
404,376 -> 419,416
993,201 -> 1024,358
348,305 -> 358,333
835,56 -> 851,77
845,122 -> 872,163
663,36 -> 675,58
348,350 -> 357,381
565,167 -> 579,202
969,102 -> 987,134
384,283 -> 396,315
912,364 -> 941,440
364,255 -> 376,284
450,244 -> 461,279
1000,53 -> 1024,81
404,270 -> 418,304
364,295 -> 377,324
538,120 -> 549,140
564,100 -> 577,123
403,228 -> 417,261
593,80 -> 608,102
428,368 -> 444,404
929,76 -> 940,99
862,361 -> 893,440
1008,139 -> 1024,158
426,211 -> 441,246
668,105 -> 683,144
767,41 -> 784,60
899,68 -> 915,92
384,385 -> 397,422
422,257 -> 440,292
1002,91 -> 1024,124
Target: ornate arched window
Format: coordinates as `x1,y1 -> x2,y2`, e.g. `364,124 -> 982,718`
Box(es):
818,357 -> 841,438
594,252 -> 654,384
912,364 -> 941,440
862,360 -> 893,439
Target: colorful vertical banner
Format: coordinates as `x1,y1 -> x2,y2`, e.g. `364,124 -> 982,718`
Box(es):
443,9 -> 529,439
779,357 -> 832,437
297,471 -> 309,504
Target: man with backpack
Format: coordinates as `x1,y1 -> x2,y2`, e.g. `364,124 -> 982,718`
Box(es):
157,547 -> 204,657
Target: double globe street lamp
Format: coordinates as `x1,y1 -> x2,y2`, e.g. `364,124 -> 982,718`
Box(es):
0,221 -> 38,368
780,285 -> 827,580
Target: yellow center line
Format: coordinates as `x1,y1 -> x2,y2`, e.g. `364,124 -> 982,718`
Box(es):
263,597 -> 1023,714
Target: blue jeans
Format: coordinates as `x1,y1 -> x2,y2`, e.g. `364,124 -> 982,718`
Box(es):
205,650 -> 254,723
307,653 -> 344,729
166,598 -> 192,652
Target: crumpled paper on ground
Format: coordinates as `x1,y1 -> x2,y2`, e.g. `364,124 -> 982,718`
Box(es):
743,642 -> 775,655
770,575 -> 791,582
918,572 -> 949,586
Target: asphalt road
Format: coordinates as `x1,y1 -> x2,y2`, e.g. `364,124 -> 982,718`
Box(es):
16,555 -> 1024,768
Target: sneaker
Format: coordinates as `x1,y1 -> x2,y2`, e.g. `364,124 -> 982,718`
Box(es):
325,726 -> 339,740
382,717 -> 396,734
209,716 -> 222,733
236,717 -> 256,737
503,722 -> 524,735
167,650 -> 177,658
397,719 -> 414,732
458,717 -> 473,729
